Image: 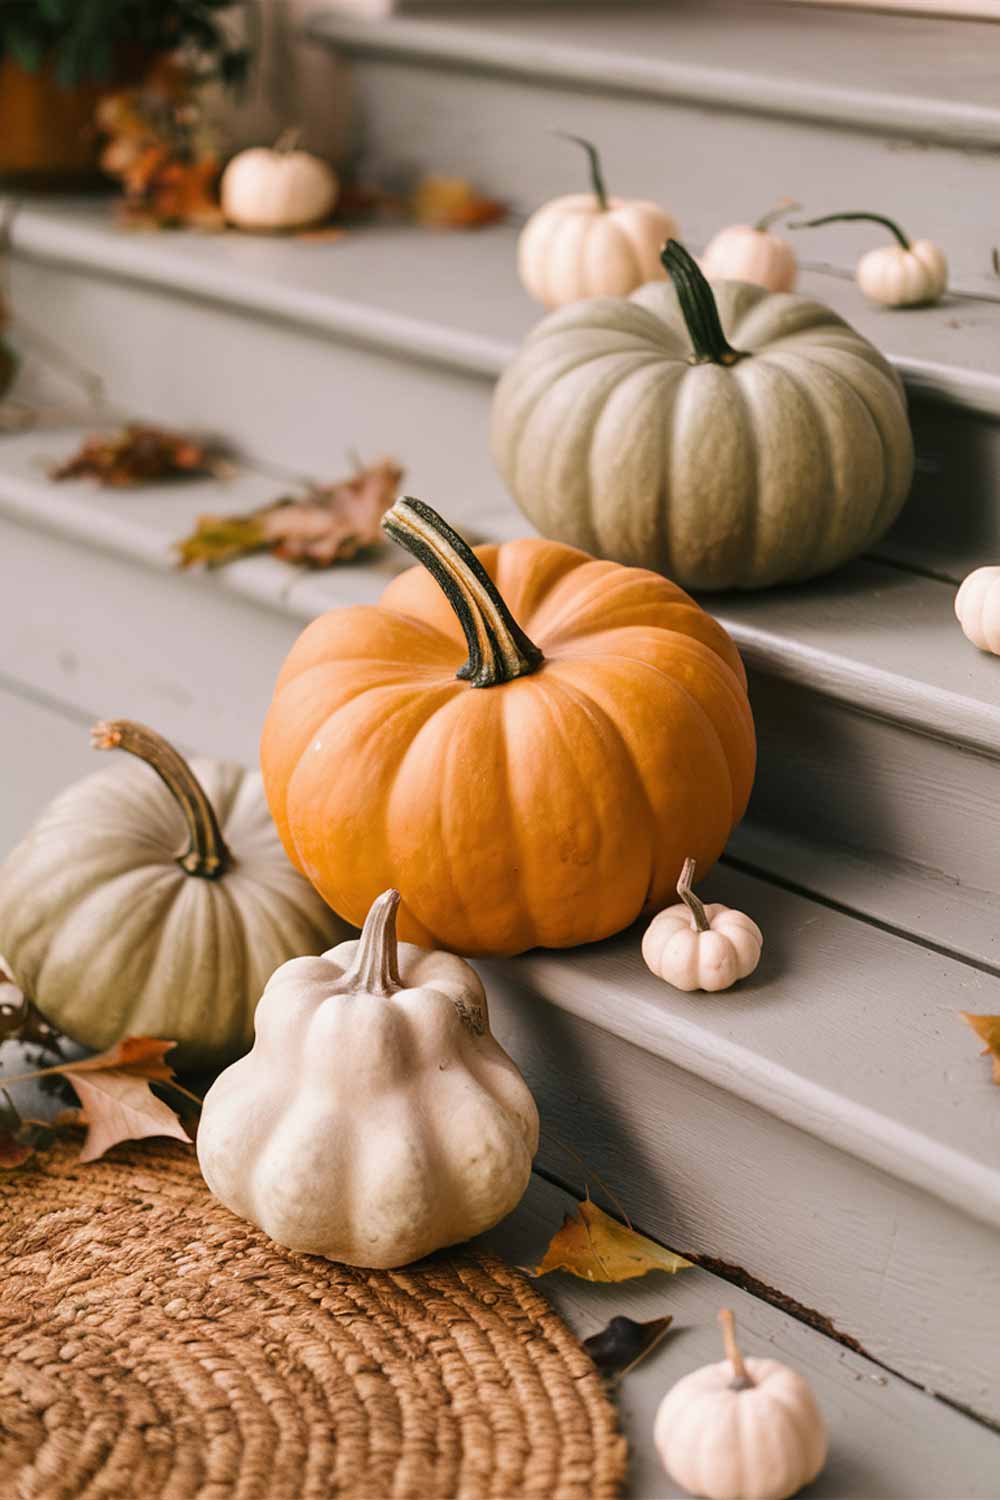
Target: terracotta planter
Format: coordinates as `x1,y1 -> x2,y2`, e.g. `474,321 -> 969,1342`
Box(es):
0,51 -> 149,189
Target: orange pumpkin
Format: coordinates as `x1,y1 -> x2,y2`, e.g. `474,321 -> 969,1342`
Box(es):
260,499 -> 756,956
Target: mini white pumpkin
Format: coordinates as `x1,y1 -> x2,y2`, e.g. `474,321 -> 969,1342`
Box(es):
642,859 -> 762,993
0,720 -> 347,1069
796,210 -> 947,308
700,201 -> 798,292
198,888 -> 540,1268
655,1309 -> 828,1500
518,135 -> 678,308
221,130 -> 338,232
956,565 -> 1000,655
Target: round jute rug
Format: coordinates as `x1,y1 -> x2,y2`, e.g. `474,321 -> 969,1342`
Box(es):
0,1139 -> 627,1500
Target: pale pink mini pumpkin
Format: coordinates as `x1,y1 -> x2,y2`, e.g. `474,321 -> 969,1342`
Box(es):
642,858 -> 762,992
956,565 -> 1000,655
700,201 -> 798,292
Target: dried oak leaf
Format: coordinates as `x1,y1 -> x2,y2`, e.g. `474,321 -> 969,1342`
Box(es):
583,1314 -> 674,1378
961,1012 -> 1000,1083
48,1039 -> 190,1163
52,424 -> 220,487
533,1197 -> 693,1283
177,458 -> 403,569
411,175 -> 507,230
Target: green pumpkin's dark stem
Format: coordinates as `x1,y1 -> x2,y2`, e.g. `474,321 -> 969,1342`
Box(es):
342,889 -> 403,997
91,719 -> 232,880
557,133 -> 609,212
661,241 -> 747,367
790,211 -> 911,251
382,498 -> 544,689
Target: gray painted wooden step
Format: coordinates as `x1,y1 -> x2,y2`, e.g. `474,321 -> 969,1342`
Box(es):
1,427 -> 998,935
3,585 -> 1000,1419
308,1 -> 1000,288
8,203 -> 1000,574
479,1174 -> 1000,1499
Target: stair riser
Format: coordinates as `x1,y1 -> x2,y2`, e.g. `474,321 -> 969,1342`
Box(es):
9,258 -> 516,536
484,972 -> 1000,1422
747,674 -> 1000,901
335,50 -> 1000,287
12,254 -> 999,576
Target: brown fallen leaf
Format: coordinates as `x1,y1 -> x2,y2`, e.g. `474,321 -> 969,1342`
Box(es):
52,424 -> 222,487
533,1196 -> 693,1283
177,458 -> 403,568
583,1314 -> 674,1379
0,1038 -> 193,1164
411,174 -> 507,230
961,1012 -> 1000,1083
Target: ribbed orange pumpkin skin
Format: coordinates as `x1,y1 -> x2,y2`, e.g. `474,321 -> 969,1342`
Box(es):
261,538 -> 755,956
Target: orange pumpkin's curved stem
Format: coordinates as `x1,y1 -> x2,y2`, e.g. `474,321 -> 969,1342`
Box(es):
382,497 -> 544,689
677,857 -> 711,934
90,718 -> 231,880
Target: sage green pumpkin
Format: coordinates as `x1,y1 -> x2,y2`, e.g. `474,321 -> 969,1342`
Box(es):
492,241 -> 914,590
0,721 -> 349,1069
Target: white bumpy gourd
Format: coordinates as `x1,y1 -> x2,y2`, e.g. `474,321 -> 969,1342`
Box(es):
221,132 -> 338,232
642,859 -> 762,992
955,565 -> 1000,655
198,889 -> 540,1268
655,1309 -> 828,1500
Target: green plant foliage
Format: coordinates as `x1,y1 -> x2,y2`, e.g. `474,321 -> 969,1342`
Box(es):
0,0 -> 253,87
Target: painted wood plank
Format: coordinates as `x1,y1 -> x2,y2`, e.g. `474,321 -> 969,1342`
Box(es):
479,1174 -> 1000,1499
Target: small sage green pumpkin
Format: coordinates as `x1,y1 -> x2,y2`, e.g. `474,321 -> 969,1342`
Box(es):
492,240 -> 914,591
0,720 -> 349,1069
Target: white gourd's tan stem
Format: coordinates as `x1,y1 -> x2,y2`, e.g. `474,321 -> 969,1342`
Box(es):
719,1308 -> 754,1390
677,858 -> 711,934
91,719 -> 232,880
382,497 -> 544,688
273,127 -> 303,153
343,889 -> 403,997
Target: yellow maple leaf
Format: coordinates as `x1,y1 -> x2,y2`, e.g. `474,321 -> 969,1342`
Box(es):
533,1197 -> 692,1283
961,1013 -> 1000,1084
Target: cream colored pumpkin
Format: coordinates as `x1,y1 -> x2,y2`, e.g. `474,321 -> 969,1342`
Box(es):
0,720 -> 347,1069
493,239 -> 913,591
198,889 -> 540,1268
221,133 -> 338,232
700,202 -> 798,292
518,135 -> 678,308
795,211 -> 947,308
655,1310 -> 828,1500
956,566 -> 1000,655
642,859 -> 762,992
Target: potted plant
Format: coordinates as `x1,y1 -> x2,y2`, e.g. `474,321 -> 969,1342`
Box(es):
0,1 -> 251,186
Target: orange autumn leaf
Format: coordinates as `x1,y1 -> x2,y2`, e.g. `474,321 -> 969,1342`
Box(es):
961,1013 -> 1000,1083
177,458 -> 403,568
52,424 -> 220,487
533,1197 -> 692,1283
411,174 -> 507,230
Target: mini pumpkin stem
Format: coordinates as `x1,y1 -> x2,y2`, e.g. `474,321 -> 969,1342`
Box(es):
754,198 -> 800,233
718,1308 -> 754,1390
91,719 -> 232,880
343,889 -> 403,997
677,858 -> 711,934
790,211 -> 911,251
382,497 -> 544,689
661,241 -> 747,368
273,127 -> 303,153
556,133 -> 609,212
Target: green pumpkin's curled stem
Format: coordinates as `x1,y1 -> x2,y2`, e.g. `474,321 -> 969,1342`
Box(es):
677,858 -> 711,934
790,211 -> 911,251
91,719 -> 232,880
382,497 -> 544,689
556,133 -> 609,212
661,241 -> 747,368
719,1308 -> 755,1391
343,889 -> 403,997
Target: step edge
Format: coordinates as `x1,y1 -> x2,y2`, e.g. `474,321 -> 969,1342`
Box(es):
3,470 -> 999,764
485,947 -> 1000,1235
10,202 -> 1000,422
305,9 -> 1000,149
